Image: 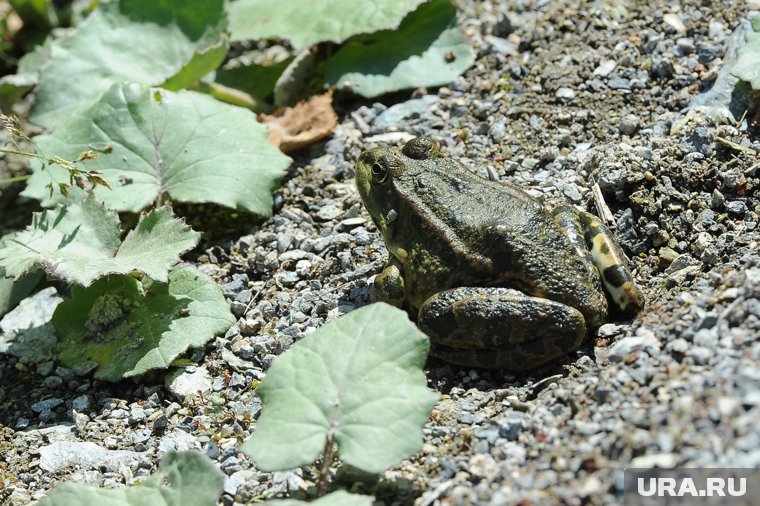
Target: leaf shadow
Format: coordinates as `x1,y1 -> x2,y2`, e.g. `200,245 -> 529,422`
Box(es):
56,224 -> 80,249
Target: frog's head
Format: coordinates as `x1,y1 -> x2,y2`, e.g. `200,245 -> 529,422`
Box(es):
355,136 -> 442,237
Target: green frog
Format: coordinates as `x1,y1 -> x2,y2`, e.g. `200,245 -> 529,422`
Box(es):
355,136 -> 645,370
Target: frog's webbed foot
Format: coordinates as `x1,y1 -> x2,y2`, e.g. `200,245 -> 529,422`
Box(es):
419,287 -> 586,371
371,257 -> 405,308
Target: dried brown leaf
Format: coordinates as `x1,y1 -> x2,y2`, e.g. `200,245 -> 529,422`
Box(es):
259,90 -> 338,153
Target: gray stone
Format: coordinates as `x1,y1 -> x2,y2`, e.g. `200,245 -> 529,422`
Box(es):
31,398 -> 63,413
224,470 -> 258,496
489,119 -> 507,142
667,338 -> 689,354
608,331 -> 661,361
157,429 -> 199,454
608,76 -> 631,90
373,95 -> 439,130
687,346 -> 712,365
484,35 -> 517,55
497,414 -> 525,440
555,87 -> 575,102
220,279 -> 245,298
593,60 -> 617,77
0,287 -> 62,363
651,57 -> 674,78
165,366 -> 213,399
39,441 -> 142,473
71,395 -> 90,413
629,453 -> 679,468
619,114 -> 640,135
316,204 -> 343,221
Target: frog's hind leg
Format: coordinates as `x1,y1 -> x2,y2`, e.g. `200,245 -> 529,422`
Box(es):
577,211 -> 645,316
418,287 -> 586,371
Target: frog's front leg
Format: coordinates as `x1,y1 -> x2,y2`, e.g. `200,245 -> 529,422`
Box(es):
371,256 -> 406,308
418,287 -> 586,370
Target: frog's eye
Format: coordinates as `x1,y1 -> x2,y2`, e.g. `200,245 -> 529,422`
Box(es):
371,158 -> 393,184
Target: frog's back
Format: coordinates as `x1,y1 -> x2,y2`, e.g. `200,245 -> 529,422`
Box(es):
397,158 -> 609,326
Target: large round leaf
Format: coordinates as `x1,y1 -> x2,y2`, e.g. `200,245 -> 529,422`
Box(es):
325,0 -> 474,98
229,0 -> 426,49
23,82 -> 291,215
30,0 -> 228,128
242,303 -> 439,474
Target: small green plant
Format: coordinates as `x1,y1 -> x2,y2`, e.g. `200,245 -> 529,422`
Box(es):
36,451 -> 225,506
243,303 -> 439,500
0,196 -> 235,380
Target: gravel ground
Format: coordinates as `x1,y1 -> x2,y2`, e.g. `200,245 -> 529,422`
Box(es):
1,0 -> 759,505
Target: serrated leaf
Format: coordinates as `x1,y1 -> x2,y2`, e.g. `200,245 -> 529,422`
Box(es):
229,0 -> 426,50
242,303 -> 439,474
37,451 -> 224,506
0,196 -> 200,286
23,82 -> 291,214
325,0 -> 474,98
53,265 -> 235,381
732,28 -> 760,89
30,0 -> 228,128
267,491 -> 374,506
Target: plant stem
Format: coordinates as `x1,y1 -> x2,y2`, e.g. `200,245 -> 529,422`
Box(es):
0,147 -> 45,160
316,432 -> 336,498
192,81 -> 272,113
0,175 -> 30,185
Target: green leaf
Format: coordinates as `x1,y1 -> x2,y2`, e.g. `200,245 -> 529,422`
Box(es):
0,269 -> 44,319
54,265 -> 235,381
325,0 -> 474,98
37,451 -> 224,506
266,491 -> 374,506
732,28 -> 760,89
229,0 -> 426,50
23,82 -> 291,215
0,41 -> 51,112
30,0 -> 228,128
0,74 -> 36,113
215,57 -> 293,106
242,303 -> 439,474
0,196 -> 200,286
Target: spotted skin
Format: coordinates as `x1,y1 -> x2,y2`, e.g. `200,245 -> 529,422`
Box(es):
578,212 -> 645,317
356,136 -> 646,370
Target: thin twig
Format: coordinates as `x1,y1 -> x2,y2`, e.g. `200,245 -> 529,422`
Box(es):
591,182 -> 615,225
715,136 -> 758,156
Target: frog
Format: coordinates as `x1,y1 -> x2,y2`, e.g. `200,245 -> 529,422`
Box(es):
355,136 -> 645,370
